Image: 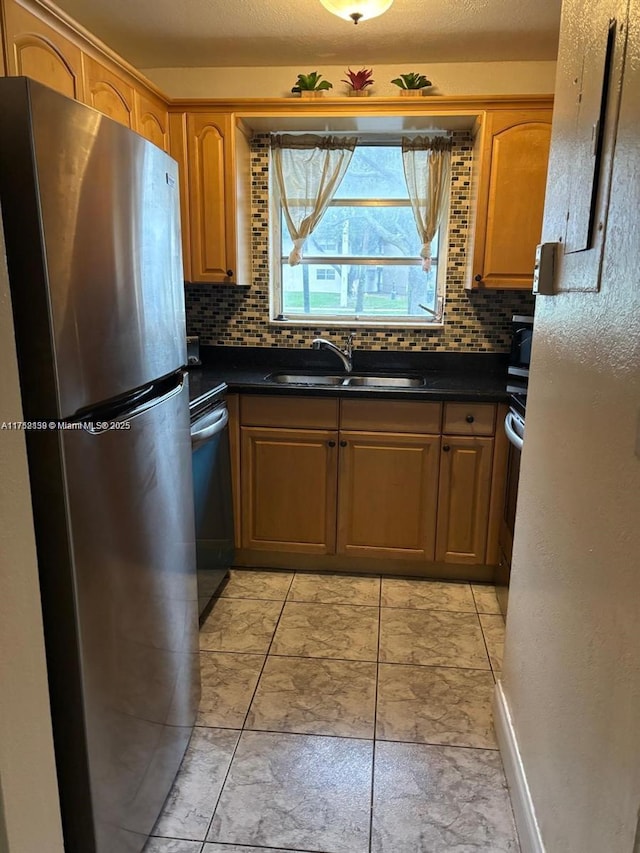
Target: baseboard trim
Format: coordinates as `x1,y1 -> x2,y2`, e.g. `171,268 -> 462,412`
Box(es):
493,680 -> 545,853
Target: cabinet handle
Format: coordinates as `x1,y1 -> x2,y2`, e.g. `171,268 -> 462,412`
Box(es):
226,269 -> 234,277
328,440 -> 336,447
442,444 -> 451,452
340,440 -> 347,448
474,274 -> 482,282
466,414 -> 475,423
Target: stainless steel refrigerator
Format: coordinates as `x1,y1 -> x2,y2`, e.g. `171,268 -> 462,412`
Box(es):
0,78 -> 200,853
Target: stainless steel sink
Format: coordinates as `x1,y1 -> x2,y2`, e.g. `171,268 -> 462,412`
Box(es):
267,373 -> 347,385
266,372 -> 425,388
346,375 -> 425,387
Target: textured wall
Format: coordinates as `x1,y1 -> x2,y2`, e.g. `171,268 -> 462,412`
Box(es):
145,62 -> 557,99
501,0 -> 640,849
186,133 -> 535,352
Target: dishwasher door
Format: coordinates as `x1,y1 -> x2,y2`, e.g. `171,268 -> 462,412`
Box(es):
191,401 -> 234,619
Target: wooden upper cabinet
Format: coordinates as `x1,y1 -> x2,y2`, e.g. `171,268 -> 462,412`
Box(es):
187,113 -> 229,282
469,109 -> 553,290
185,111 -> 251,284
134,88 -> 169,152
3,0 -> 83,99
81,54 -> 134,128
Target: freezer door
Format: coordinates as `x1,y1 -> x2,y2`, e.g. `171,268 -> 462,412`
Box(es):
1,79 -> 186,417
59,377 -> 199,853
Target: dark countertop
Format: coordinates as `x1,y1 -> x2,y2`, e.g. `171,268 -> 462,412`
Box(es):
188,346 -> 511,405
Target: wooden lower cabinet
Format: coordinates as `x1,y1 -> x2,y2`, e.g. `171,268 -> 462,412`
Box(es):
337,430 -> 440,560
241,426 -> 338,554
237,396 -> 504,571
436,436 -> 494,564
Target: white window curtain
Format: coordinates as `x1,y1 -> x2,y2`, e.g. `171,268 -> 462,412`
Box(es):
401,136 -> 452,272
271,134 -> 357,266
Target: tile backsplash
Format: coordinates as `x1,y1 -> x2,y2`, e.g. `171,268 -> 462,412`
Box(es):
185,133 -> 534,352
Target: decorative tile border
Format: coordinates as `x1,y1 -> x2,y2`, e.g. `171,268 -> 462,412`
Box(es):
186,133 -> 534,351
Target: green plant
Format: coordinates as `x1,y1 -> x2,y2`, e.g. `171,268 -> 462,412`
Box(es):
291,72 -> 333,93
342,68 -> 374,91
390,72 -> 432,90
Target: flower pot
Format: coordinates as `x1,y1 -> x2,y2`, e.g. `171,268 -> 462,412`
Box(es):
347,90 -> 371,97
398,89 -> 428,97
297,91 -> 326,99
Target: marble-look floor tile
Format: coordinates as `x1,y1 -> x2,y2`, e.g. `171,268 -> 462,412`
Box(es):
197,652 -> 265,728
381,579 -> 475,612
246,655 -> 376,738
199,598 -> 283,654
288,573 -> 380,606
480,613 -> 506,671
376,664 -> 497,749
220,570 -> 294,601
143,839 -> 203,853
152,727 -> 240,841
372,741 -> 519,852
472,584 -> 502,614
144,839 -> 203,853
204,845 -> 309,852
208,731 -> 372,853
379,608 -> 489,669
270,602 -> 379,662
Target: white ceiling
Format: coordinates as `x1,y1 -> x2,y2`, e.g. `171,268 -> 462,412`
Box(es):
53,0 -> 562,69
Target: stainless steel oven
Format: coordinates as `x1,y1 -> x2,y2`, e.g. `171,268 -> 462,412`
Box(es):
496,314 -> 533,616
497,406 -> 525,616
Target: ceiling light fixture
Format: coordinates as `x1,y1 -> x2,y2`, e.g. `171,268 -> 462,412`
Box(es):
319,0 -> 394,25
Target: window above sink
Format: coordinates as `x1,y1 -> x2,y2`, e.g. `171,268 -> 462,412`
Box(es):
270,141 -> 448,329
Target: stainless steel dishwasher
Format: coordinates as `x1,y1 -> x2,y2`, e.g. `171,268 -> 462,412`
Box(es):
190,387 -> 234,620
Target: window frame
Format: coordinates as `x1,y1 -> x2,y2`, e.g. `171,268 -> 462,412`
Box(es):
269,144 -> 449,329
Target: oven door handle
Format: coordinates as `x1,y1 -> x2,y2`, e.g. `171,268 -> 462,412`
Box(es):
504,411 -> 524,451
191,408 -> 229,449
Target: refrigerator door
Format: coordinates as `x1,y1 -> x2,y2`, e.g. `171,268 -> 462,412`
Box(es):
54,376 -> 199,853
0,78 -> 186,418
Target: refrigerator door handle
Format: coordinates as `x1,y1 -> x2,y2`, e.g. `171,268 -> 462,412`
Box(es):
83,373 -> 186,435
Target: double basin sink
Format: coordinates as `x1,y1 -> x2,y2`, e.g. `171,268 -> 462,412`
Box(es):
266,372 -> 425,388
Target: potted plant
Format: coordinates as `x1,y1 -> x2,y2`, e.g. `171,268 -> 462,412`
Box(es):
342,67 -> 374,97
291,71 -> 333,98
390,72 -> 433,96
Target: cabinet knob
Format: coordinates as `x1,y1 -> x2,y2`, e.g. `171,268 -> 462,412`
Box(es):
328,440 -> 336,448
466,414 -> 475,423
226,269 -> 234,277
474,274 -> 482,282
340,440 -> 347,448
442,444 -> 451,452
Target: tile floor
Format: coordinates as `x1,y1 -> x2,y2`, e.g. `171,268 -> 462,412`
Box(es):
145,570 -> 518,853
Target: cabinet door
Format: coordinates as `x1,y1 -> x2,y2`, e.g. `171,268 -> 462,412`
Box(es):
471,110 -> 552,289
187,112 -> 235,283
134,88 -> 169,152
337,431 -> 440,560
3,0 -> 83,99
81,54 -> 134,128
241,426 -> 338,554
436,436 -> 494,564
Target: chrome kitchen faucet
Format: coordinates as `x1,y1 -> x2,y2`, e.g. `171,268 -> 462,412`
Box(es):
311,334 -> 354,373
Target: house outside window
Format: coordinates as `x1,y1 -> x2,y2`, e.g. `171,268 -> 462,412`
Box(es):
271,143 -> 448,326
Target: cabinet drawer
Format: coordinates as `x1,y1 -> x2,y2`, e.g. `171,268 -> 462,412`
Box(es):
340,399 -> 441,433
443,403 -> 496,435
241,395 -> 339,429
